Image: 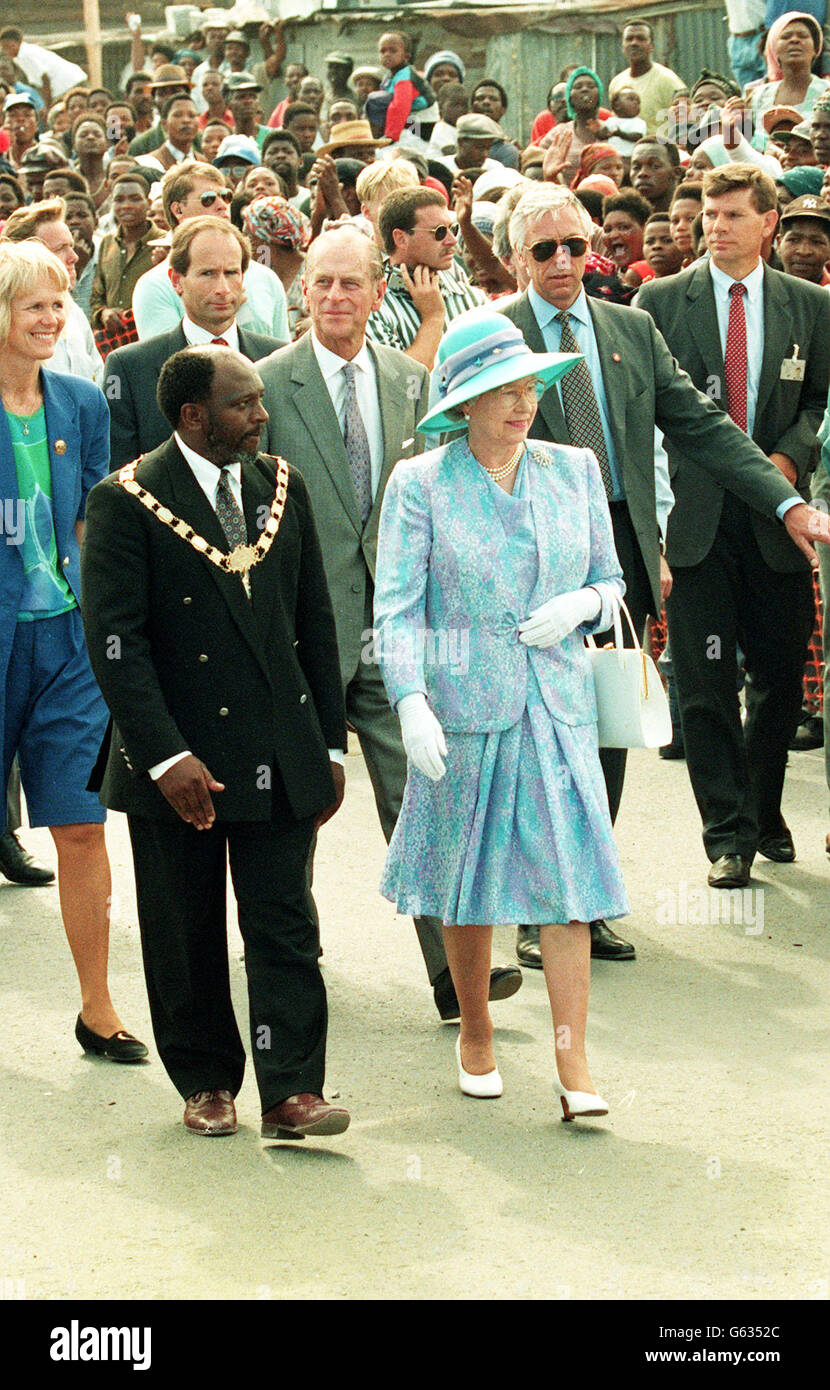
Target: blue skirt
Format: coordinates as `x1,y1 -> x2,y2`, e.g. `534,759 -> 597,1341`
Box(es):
381,670 -> 630,926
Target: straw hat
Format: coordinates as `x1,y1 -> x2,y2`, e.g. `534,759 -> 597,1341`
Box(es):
317,119 -> 390,156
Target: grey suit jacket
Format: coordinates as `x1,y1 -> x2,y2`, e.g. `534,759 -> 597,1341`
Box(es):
106,322 -> 284,471
501,291 -> 803,600
258,333 -> 429,681
637,260 -> 830,571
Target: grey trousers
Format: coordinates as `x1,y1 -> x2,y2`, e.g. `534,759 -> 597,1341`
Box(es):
342,648 -> 448,983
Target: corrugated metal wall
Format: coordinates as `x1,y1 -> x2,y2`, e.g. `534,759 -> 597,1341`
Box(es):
485,7 -> 732,142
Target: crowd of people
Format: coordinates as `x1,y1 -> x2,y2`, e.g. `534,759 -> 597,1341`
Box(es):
2,9 -> 830,1141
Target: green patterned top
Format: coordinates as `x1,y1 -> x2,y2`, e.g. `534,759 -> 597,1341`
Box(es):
7,407 -> 76,621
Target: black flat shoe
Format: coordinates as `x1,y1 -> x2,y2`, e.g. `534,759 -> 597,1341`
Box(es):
0,828 -> 55,885
75,1014 -> 149,1062
590,919 -> 636,961
433,965 -> 522,1022
707,854 -> 751,888
757,828 -> 796,863
516,924 -> 543,969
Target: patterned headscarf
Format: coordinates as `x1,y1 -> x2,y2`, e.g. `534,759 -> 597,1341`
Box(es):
564,66 -> 604,120
813,91 -> 830,114
242,196 -> 312,251
571,142 -> 620,187
764,12 -> 824,82
689,70 -> 741,103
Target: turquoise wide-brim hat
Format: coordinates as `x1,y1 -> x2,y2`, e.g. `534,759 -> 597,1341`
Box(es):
419,310 -> 582,436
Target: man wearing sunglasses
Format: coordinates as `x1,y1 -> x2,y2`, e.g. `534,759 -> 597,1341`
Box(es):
131,160 -> 289,342
501,183 -> 830,962
106,217 -> 285,468
367,186 -> 486,369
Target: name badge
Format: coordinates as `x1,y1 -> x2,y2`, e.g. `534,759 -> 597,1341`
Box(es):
780,344 -> 806,381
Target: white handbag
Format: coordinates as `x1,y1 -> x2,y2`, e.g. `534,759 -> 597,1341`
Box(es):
585,598 -> 672,749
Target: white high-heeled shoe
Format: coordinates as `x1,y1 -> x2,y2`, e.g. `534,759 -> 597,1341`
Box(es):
455,1036 -> 503,1098
553,1077 -> 609,1121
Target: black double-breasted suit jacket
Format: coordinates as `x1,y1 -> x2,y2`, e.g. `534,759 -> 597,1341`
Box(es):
81,436 -> 346,823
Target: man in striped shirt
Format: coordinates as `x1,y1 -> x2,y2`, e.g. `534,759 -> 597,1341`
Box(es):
367,187 -> 486,368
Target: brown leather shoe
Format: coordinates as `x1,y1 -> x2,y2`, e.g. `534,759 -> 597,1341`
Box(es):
261,1092 -> 350,1141
183,1089 -> 237,1136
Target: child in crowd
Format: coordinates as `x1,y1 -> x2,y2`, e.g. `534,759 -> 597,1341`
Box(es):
604,87 -> 647,168
642,212 -> 685,278
366,30 -> 434,143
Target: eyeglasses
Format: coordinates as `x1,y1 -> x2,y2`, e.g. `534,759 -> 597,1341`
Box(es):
416,221 -> 459,242
495,378 -> 545,407
525,236 -> 589,262
199,189 -> 231,208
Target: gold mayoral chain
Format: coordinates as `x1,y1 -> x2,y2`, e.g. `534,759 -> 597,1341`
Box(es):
117,454 -> 290,582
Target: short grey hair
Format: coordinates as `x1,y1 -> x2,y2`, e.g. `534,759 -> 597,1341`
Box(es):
509,185 -> 593,253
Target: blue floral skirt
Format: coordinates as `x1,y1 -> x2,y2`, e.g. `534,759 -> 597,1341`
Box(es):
381,671 -> 630,926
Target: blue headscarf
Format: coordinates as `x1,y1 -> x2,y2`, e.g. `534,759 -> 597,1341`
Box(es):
565,66 -> 604,120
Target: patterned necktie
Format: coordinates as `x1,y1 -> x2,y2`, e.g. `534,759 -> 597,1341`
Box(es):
215,467 -> 247,551
724,282 -> 748,433
342,362 -> 373,525
555,311 -> 614,498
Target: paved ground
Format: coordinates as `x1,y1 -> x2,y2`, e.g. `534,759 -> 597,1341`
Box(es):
0,738 -> 828,1302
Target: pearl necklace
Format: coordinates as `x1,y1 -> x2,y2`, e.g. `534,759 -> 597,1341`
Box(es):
478,441 -> 524,481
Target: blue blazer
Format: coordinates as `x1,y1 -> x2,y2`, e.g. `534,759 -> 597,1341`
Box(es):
0,368 -> 110,684
373,437 -> 625,732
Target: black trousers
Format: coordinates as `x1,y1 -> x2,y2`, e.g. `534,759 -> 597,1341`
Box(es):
595,501 -> 654,825
666,493 -> 815,861
128,793 -> 325,1113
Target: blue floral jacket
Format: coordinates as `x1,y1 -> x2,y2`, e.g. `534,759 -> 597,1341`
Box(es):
373,437 -> 625,732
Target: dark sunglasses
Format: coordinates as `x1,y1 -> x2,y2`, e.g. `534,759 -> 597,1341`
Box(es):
526,236 -> 589,262
199,189 -> 231,208
419,221 -> 459,242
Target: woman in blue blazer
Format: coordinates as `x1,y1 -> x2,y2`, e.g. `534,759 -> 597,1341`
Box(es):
0,241 -> 146,1063
374,312 -> 628,1119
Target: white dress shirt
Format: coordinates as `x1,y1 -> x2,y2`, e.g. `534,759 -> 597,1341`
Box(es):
310,330 -> 383,499
181,315 -> 240,353
708,258 -> 765,438
708,258 -> 801,521
149,433 -> 343,780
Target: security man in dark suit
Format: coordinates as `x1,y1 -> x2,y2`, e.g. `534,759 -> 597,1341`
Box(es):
500,183 -> 830,956
638,165 -> 830,886
82,346 -> 351,1143
106,216 -> 283,470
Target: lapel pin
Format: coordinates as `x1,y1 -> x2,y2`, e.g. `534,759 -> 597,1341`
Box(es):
612,353 -> 621,363
54,439 -> 67,454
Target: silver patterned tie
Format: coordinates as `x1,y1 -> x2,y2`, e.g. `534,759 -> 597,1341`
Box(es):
342,362 -> 373,525
555,311 -> 614,498
215,467 -> 247,550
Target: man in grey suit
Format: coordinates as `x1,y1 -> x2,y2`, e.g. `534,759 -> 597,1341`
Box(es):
500,184 -> 830,957
258,223 -> 522,1020
106,217 -> 283,469
638,164 -> 830,884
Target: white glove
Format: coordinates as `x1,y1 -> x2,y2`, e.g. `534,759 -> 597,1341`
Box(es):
518,587 -> 601,649
397,692 -> 447,781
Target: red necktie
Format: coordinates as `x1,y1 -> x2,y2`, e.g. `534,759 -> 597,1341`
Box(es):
724,282 -> 747,433
211,337 -> 228,346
